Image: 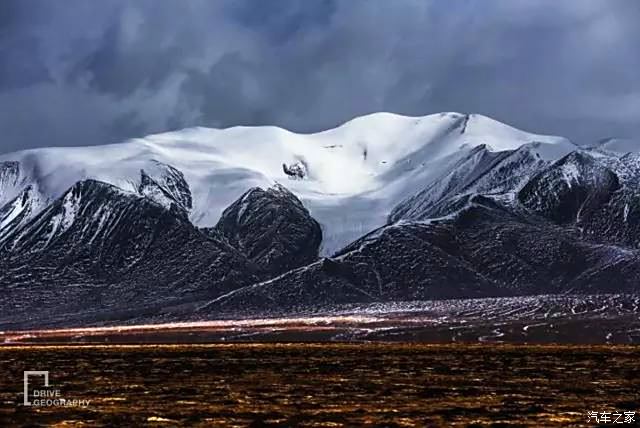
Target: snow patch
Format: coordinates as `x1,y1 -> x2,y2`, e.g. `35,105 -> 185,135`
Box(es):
560,162 -> 581,188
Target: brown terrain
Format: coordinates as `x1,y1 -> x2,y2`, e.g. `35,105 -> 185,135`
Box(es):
0,343 -> 638,427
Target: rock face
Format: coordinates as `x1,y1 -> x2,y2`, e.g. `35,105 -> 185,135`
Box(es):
518,151 -> 620,225
0,179 -> 259,328
390,145 -> 508,221
202,219 -> 501,315
138,161 -> 193,219
0,161 -> 51,246
390,142 -> 571,222
282,160 -> 308,179
203,194 -> 640,316
0,185 -> 47,244
0,161 -> 20,199
198,148 -> 640,317
214,184 -> 322,276
519,151 -> 640,248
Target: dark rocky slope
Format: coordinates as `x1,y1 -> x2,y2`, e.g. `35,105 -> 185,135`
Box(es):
519,151 -> 640,249
202,194 -> 640,316
213,184 -> 322,276
0,179 -> 259,328
3,148 -> 640,328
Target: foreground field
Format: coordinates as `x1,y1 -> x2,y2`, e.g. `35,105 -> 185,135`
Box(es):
3,295 -> 640,344
0,344 -> 638,427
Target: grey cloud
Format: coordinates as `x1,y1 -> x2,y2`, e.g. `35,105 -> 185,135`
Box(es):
0,0 -> 639,154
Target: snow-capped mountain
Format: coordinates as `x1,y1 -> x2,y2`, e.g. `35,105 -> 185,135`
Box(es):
389,140 -> 574,222
0,185 -> 47,244
592,137 -> 640,154
0,112 -> 573,256
2,111 -> 640,330
0,179 -> 261,328
520,150 -> 640,249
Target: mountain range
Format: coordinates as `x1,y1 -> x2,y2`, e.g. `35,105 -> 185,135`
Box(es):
1,112 -> 639,330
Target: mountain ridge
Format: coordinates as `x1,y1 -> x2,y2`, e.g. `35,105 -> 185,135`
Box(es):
1,112 -> 639,329
0,111 -> 575,255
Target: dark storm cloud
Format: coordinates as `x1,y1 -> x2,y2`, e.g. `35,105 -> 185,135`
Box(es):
0,0 -> 639,154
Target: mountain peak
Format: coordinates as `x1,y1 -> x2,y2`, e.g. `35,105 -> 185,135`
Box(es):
214,183 -> 322,275
0,112 -> 575,255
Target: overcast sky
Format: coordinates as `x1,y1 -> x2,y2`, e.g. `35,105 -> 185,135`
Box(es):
1,0 -> 639,154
